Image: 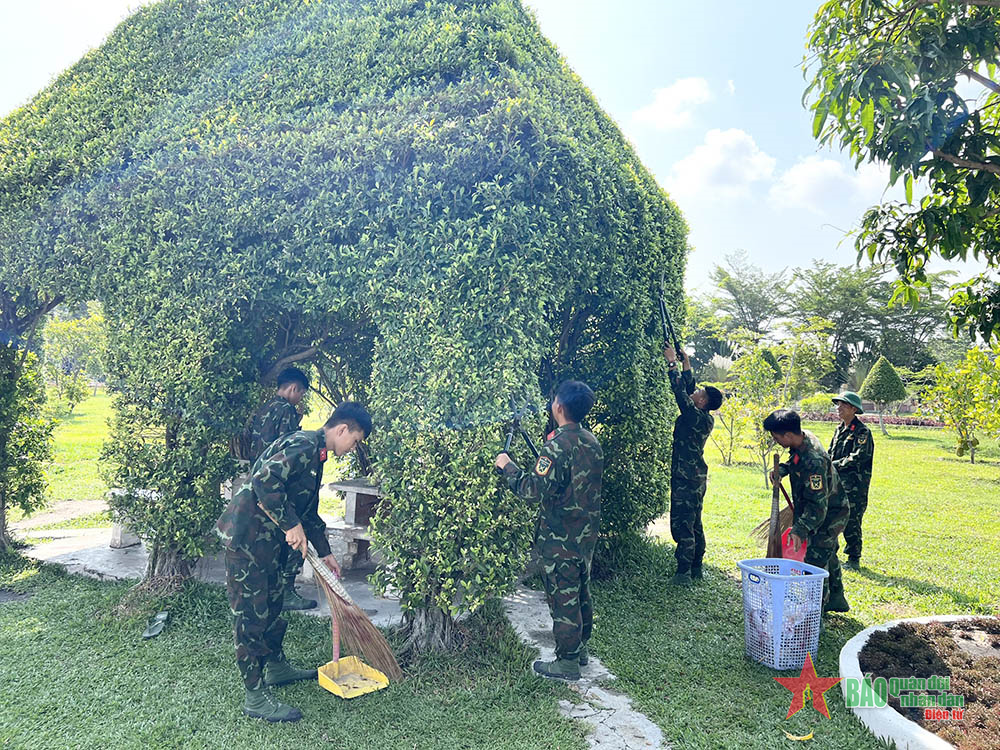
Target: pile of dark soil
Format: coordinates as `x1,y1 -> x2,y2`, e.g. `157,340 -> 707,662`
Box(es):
859,617 -> 1000,750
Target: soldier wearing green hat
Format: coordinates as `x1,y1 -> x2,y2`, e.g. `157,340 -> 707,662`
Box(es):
829,391 -> 874,570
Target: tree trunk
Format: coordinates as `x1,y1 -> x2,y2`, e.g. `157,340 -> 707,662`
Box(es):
970,445 -> 976,465
401,605 -> 457,653
878,407 -> 888,437
0,486 -> 10,553
144,541 -> 192,581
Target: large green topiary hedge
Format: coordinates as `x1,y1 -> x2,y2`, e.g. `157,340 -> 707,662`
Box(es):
1,0 -> 687,647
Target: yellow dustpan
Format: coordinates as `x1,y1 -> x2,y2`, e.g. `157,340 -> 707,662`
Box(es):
308,550 -> 390,699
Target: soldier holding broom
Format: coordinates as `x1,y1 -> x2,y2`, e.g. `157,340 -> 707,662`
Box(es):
764,409 -> 850,614
215,402 -> 371,722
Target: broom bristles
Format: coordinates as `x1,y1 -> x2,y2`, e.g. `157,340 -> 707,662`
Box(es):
750,504 -> 794,544
308,551 -> 403,680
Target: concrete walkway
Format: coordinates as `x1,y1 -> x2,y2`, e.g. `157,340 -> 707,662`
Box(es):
19,524 -> 402,628
503,586 -> 666,750
10,498 -> 107,531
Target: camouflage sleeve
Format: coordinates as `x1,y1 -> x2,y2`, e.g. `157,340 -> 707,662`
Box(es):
669,368 -> 700,423
777,460 -> 790,478
503,447 -> 567,506
300,493 -> 331,558
251,442 -> 303,531
790,458 -> 829,538
683,368 -> 696,395
832,431 -> 873,475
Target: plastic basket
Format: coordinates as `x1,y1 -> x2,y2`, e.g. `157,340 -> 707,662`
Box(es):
737,558 -> 828,671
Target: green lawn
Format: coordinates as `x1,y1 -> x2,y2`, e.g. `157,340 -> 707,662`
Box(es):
43,390 -> 113,504
4,418 -> 997,748
0,553 -> 585,750
591,421 -> 999,749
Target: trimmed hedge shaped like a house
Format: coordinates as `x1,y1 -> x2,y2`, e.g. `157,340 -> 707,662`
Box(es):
0,0 -> 688,648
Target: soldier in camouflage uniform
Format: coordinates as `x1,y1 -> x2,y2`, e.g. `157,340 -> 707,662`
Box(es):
216,402 -> 372,722
495,380 -> 603,682
245,368 -> 318,611
764,409 -> 850,614
829,392 -> 874,570
664,346 -> 724,586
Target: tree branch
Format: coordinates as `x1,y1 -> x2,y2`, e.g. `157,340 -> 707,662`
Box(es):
961,67 -> 1000,95
914,0 -> 1000,7
13,293 -> 65,338
932,149 -> 1000,174
262,346 -> 320,382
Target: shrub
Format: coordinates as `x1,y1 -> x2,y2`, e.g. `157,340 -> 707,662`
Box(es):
799,392 -> 837,414
2,0 -> 685,648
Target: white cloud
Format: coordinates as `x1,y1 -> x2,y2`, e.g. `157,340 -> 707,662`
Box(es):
664,128 -> 776,199
727,79 -> 736,95
631,77 -> 712,131
768,156 -> 892,213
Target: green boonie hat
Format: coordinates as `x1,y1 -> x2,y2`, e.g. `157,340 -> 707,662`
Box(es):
832,391 -> 864,414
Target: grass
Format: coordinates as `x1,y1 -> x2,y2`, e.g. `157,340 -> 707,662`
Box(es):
32,391 -> 349,521
29,511 -> 113,531
6,414 -> 997,748
43,390 -> 113,505
0,552 -> 585,750
590,421 -> 999,749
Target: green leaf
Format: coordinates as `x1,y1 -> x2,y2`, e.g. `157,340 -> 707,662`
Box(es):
861,98 -> 875,143
812,103 -> 830,138
905,173 -> 913,204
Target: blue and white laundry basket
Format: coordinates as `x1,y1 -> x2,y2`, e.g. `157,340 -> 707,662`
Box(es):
737,558 -> 828,671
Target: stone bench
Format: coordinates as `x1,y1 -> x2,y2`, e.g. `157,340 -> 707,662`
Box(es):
324,479 -> 384,570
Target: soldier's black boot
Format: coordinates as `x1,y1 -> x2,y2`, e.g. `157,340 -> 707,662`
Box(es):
264,652 -> 317,687
533,658 -> 581,681
243,686 -> 302,722
690,566 -> 704,581
671,570 -> 693,586
824,591 -> 850,613
844,557 -> 860,571
282,576 -> 317,611
579,642 -> 589,667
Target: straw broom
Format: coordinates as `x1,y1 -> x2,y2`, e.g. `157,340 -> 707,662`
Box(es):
750,455 -> 795,549
305,547 -> 402,680
258,504 -> 402,680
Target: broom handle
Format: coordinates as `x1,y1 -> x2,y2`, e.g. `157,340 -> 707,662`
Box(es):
767,454 -> 782,558
255,502 -> 357,605
777,479 -> 793,511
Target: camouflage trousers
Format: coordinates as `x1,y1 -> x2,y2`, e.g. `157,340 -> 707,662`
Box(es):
224,526 -> 290,690
541,555 -> 593,662
281,545 -> 305,593
843,489 -> 869,560
670,475 -> 707,574
803,504 -> 850,609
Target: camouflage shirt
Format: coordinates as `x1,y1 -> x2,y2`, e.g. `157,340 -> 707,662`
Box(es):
778,430 -> 848,539
669,368 -> 713,479
249,396 -> 301,461
829,417 -> 874,494
503,423 -> 604,561
216,429 -> 331,557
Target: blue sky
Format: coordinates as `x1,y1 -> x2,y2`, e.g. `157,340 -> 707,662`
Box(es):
1,1 -> 983,292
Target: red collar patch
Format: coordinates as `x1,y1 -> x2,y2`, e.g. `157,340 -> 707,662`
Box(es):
850,422 -> 856,431
792,454 -> 800,465
546,430 -> 556,441
319,448 -> 328,462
